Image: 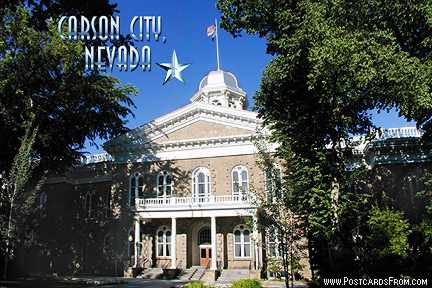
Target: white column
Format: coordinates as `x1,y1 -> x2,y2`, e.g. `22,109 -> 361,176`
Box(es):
171,217 -> 177,269
211,216 -> 217,270
134,218 -> 140,267
253,213 -> 259,270
258,231 -> 263,269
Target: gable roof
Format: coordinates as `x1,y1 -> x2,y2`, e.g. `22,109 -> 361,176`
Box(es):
104,102 -> 266,162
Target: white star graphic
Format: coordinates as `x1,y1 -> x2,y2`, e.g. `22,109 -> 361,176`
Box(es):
157,50 -> 190,85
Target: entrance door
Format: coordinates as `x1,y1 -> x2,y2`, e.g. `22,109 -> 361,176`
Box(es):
200,247 -> 212,267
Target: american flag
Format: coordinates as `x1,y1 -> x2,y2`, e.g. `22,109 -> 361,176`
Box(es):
207,24 -> 216,39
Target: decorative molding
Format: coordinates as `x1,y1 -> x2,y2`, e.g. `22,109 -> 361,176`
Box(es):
46,175 -> 112,185
104,102 -> 262,150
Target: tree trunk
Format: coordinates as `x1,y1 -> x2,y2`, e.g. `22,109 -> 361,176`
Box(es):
3,194 -> 15,280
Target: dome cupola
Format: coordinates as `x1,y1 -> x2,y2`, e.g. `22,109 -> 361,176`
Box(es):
191,70 -> 247,110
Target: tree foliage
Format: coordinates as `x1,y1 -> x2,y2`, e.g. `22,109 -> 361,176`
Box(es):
366,207 -> 410,257
0,3 -> 137,175
218,0 -> 432,280
0,1 -> 136,278
0,109 -> 38,278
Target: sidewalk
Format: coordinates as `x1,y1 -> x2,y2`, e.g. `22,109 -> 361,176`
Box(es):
0,277 -> 308,288
261,280 -> 308,288
0,276 -> 128,287
0,276 -> 189,287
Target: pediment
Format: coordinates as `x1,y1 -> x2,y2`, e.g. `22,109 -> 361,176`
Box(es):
104,102 -> 263,154
153,119 -> 255,144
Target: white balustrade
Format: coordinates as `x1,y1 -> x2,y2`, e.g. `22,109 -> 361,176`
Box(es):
135,194 -> 251,210
376,127 -> 422,141
80,152 -> 113,164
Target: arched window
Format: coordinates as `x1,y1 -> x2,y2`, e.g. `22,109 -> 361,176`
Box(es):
157,171 -> 173,198
233,225 -> 251,258
83,191 -> 97,218
156,226 -> 171,257
129,172 -> 144,206
192,167 -> 211,199
212,99 -> 222,106
232,166 -> 249,198
36,192 -> 47,209
105,191 -> 111,218
198,227 -> 211,245
265,166 -> 283,203
267,227 -> 281,258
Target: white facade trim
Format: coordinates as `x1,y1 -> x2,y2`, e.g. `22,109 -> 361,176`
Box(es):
136,207 -> 256,219
151,102 -> 258,125
105,102 -> 262,149
137,144 -> 258,162
46,175 -> 112,185
149,116 -> 257,143
123,142 -> 278,162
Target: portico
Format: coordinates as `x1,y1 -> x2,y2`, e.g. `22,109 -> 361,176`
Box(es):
130,196 -> 262,272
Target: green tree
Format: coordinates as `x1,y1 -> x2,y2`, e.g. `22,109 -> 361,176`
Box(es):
218,0 -> 432,280
254,135 -> 306,287
0,3 -> 136,176
0,2 -> 136,278
366,207 -> 410,257
0,108 -> 37,279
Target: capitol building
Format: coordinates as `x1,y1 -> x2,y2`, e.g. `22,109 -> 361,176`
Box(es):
21,69 -> 427,282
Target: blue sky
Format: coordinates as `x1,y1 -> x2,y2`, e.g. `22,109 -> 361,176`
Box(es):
86,0 -> 414,153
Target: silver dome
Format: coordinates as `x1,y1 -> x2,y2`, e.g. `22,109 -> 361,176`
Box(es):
199,70 -> 240,91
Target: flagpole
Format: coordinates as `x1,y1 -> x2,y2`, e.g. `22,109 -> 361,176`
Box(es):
215,18 -> 220,71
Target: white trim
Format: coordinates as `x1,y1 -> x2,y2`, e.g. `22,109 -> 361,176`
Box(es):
45,175 -> 112,185
156,170 -> 173,198
151,102 -> 258,125
136,207 -> 256,219
149,117 -> 257,143
232,165 -> 249,196
265,165 -> 283,203
233,224 -> 252,259
83,191 -> 95,218
192,167 -> 211,199
211,216 -> 217,270
171,218 -> 177,268
105,102 -> 262,149
198,226 -> 211,245
266,226 -> 281,258
199,244 -> 212,248
154,134 -> 256,148
129,172 -> 144,207
156,225 -> 172,257
130,143 -> 278,162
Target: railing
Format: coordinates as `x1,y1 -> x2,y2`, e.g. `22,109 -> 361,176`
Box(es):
375,127 -> 422,141
80,153 -> 113,164
136,194 -> 251,209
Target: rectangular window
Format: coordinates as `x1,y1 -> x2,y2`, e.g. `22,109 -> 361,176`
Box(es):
235,244 -> 242,257
244,244 -> 251,257
158,244 -> 164,257
166,244 -> 171,256
198,183 -> 205,195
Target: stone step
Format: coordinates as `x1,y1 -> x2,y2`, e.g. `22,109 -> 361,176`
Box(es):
217,269 -> 250,284
179,267 -> 208,281
190,268 -> 206,281
137,268 -> 163,279
179,268 -> 197,281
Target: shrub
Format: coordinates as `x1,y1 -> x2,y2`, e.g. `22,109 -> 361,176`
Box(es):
185,281 -> 214,288
367,207 -> 410,257
231,279 -> 261,288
